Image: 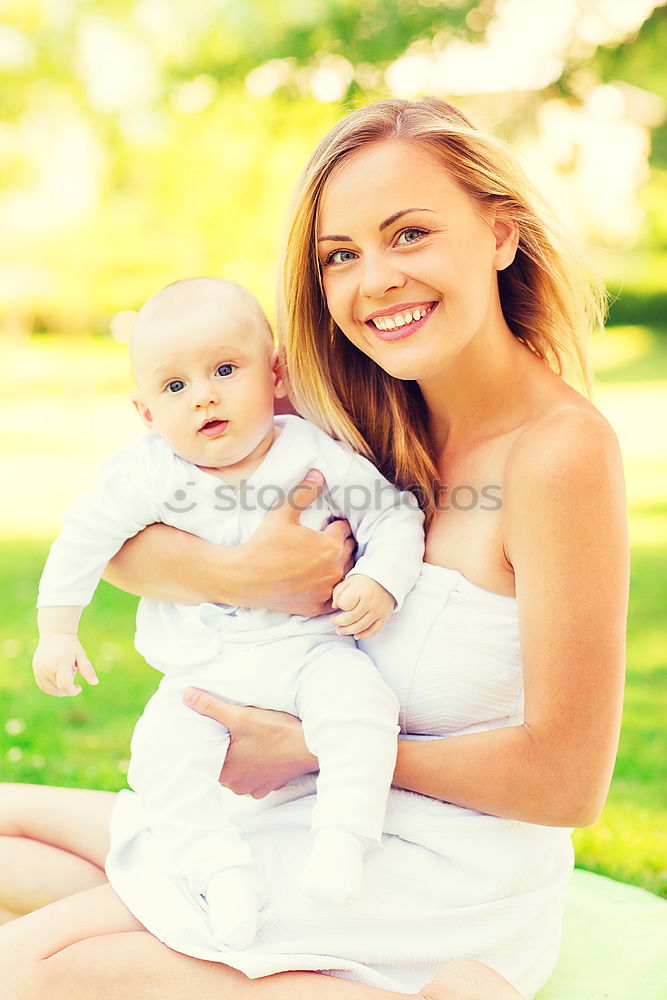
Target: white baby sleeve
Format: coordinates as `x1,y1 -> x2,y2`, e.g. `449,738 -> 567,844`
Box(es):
37,436 -> 160,609
338,451 -> 425,610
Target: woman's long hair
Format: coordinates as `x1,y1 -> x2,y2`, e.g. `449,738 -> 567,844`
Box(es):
277,98 -> 606,526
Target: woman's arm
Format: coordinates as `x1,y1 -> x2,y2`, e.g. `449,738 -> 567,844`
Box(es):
189,409 -> 628,828
102,472 -> 356,617
388,409 -> 628,827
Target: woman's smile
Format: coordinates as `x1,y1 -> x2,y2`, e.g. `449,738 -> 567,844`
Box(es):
364,302 -> 438,342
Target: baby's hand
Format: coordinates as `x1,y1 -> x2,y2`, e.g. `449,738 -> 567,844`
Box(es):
32,635 -> 98,697
330,574 -> 395,640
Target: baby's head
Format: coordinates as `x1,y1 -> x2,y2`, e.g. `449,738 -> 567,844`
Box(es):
129,278 -> 286,470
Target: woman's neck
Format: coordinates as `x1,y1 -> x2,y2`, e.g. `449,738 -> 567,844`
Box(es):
418,322 -> 540,454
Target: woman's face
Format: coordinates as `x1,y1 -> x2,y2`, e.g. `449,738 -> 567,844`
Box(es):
316,140 -> 515,383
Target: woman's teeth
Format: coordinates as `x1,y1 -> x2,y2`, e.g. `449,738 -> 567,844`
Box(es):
371,306 -> 429,331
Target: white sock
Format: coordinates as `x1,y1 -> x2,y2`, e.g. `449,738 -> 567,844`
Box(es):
298,827 -> 366,904
205,865 -> 263,950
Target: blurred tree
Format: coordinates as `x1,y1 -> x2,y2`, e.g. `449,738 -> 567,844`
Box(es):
591,3 -> 667,102
0,0 -> 665,333
590,3 -> 667,256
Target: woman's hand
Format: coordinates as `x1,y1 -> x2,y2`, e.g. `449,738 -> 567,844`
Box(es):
242,470 -> 356,616
103,470 -> 356,617
184,688 -> 318,798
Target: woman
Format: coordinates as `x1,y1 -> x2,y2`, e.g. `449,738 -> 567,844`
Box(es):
0,98 -> 628,1000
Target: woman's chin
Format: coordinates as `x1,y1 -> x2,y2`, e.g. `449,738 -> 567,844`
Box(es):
372,351 -> 437,383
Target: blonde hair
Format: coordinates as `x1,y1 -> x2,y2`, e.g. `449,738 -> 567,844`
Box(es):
278,98 -> 605,525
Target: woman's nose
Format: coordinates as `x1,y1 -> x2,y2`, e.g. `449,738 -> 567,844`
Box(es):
359,252 -> 406,300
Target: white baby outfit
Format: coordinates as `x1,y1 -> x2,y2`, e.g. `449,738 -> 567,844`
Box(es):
105,565 -> 574,999
37,415 -> 424,905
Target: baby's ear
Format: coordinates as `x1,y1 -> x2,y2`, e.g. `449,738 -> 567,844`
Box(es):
130,393 -> 154,429
110,310 -> 137,344
270,348 -> 288,399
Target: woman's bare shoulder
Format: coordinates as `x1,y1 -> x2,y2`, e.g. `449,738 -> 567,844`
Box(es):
499,376 -> 627,603
505,379 -> 622,493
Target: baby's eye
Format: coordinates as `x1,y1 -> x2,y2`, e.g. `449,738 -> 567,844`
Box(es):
323,249 -> 357,267
166,379 -> 185,393
396,228 -> 427,245
216,363 -> 236,377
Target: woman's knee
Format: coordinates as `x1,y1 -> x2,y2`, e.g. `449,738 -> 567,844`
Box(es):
0,783 -> 29,836
16,932 -> 251,999
0,783 -> 113,868
0,946 -> 41,1000
13,961 -> 50,1000
18,947 -> 112,1000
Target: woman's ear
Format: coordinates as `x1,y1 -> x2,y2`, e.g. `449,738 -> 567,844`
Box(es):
130,393 -> 154,428
270,348 -> 288,400
493,215 -> 520,271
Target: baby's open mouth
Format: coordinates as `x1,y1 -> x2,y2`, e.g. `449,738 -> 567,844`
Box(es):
199,419 -> 229,438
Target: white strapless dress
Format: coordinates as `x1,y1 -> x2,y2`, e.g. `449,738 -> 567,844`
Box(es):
106,564 -> 574,999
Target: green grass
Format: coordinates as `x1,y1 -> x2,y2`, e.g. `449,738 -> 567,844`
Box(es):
0,325 -> 666,898
604,252 -> 667,330
572,540 -> 667,896
0,544 -> 154,790
593,327 -> 667,384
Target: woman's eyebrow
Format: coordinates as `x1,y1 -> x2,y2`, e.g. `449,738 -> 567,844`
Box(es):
317,207 -> 435,243
379,207 -> 435,230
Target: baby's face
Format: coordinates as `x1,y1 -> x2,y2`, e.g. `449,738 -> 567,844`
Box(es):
131,295 -> 283,471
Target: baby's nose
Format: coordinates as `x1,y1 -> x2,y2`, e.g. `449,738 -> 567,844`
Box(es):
192,382 -> 220,407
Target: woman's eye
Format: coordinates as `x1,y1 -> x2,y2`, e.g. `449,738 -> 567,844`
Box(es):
323,249 -> 357,267
396,228 -> 427,245
166,380 -> 185,393
216,363 -> 235,377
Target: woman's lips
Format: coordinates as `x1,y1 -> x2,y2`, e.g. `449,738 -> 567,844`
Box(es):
199,419 -> 229,438
366,303 -> 436,342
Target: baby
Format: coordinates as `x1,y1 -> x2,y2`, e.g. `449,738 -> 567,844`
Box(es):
34,278 -> 424,951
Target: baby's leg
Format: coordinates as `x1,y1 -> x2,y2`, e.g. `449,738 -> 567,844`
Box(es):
295,640 -> 400,903
126,684 -> 262,948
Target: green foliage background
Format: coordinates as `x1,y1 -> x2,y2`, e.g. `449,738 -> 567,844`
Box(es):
2,1 -> 667,330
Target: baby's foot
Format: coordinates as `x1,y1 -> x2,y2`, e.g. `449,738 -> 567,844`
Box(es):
298,827 -> 365,904
205,865 -> 263,950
